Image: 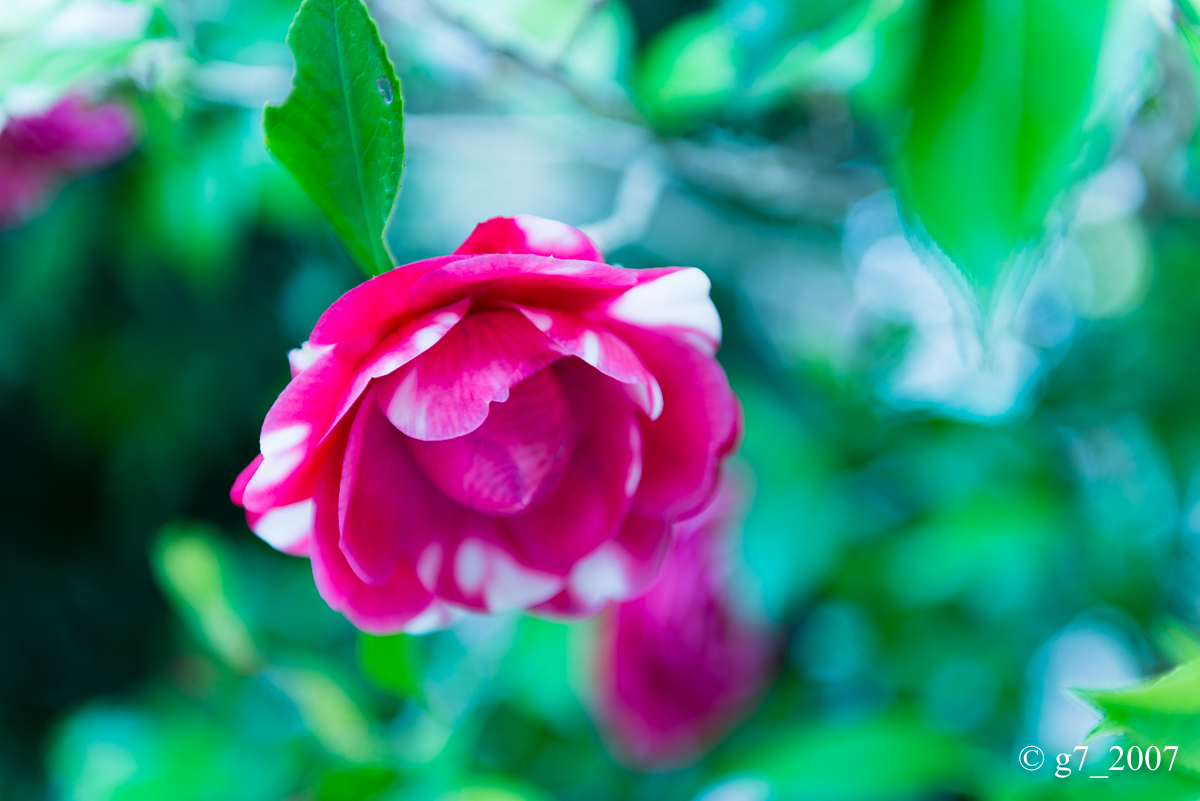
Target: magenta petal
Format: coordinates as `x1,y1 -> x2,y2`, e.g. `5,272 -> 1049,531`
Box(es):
407,367 -> 572,515
370,479 -> 562,614
230,455 -> 262,506
251,500 -> 314,555
619,326 -> 740,521
605,268 -> 723,355
329,390 -> 561,612
0,158 -> 53,227
455,215 -> 604,262
609,512 -> 674,597
287,340 -> 334,377
433,537 -> 565,613
309,254 -> 470,346
533,514 -> 671,618
241,303 -> 467,516
337,391 -> 417,585
511,305 -> 663,418
405,254 -> 642,315
375,309 -> 561,441
5,96 -> 136,169
316,253 -> 668,349
240,341 -> 365,513
327,299 -> 470,426
506,361 -> 642,573
233,455 -> 313,554
309,425 -> 435,634
597,477 -> 773,766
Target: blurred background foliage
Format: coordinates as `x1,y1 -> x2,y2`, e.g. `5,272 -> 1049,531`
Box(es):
8,0 -> 1200,799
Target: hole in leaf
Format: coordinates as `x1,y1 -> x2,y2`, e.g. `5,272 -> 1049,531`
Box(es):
376,77 -> 394,104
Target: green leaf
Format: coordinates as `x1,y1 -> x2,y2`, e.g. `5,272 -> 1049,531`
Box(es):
1082,659 -> 1200,773
152,522 -> 262,675
49,702 -> 307,801
895,0 -> 1111,298
268,666 -> 380,763
357,632 -> 421,698
443,783 -> 554,801
718,716 -> 975,800
749,0 -> 902,99
635,11 -> 739,127
265,0 -> 404,277
313,765 -> 397,801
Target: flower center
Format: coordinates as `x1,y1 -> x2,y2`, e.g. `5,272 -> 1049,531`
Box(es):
406,367 -> 572,515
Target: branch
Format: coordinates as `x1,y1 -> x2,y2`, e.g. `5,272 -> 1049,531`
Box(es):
420,0 -> 643,125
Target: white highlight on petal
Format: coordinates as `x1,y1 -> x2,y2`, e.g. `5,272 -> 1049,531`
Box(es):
512,303 -> 663,420
580,330 -> 601,366
516,214 -> 587,253
246,423 -> 311,497
416,543 -> 442,592
539,261 -> 591,275
287,340 -> 333,377
384,369 -> 429,439
261,423 -> 310,455
483,550 -> 562,613
569,543 -> 630,608
607,268 -> 722,351
451,539 -> 563,612
523,310 -> 554,332
455,539 -> 487,595
412,323 -> 446,352
253,499 -> 314,551
624,376 -> 664,421
404,601 -> 467,635
359,300 -> 468,386
624,425 -> 643,497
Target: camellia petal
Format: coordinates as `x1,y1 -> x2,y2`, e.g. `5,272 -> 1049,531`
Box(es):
288,340 -> 335,378
375,309 -> 561,441
309,425 -> 435,634
511,304 -> 663,419
6,95 -> 136,170
308,254 -> 469,346
338,390 -> 415,585
244,302 -> 469,512
329,391 -> 561,614
455,214 -> 604,262
406,366 -> 573,515
618,326 -> 740,521
1,95 -> 136,228
241,338 -> 364,512
405,253 -> 645,316
538,514 -> 670,617
327,299 -> 470,425
506,361 -> 643,575
593,475 -> 775,766
606,268 -> 722,354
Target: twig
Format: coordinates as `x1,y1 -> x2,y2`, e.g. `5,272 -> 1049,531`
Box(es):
552,0 -> 611,70
580,146 -> 667,252
421,0 -> 643,125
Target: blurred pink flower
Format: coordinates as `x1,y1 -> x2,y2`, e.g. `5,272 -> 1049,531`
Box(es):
0,95 -> 137,227
594,473 -> 775,766
232,215 -> 740,633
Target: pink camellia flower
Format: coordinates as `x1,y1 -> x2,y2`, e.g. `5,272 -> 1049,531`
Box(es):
593,474 -> 774,766
0,94 -> 137,227
232,215 -> 739,633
